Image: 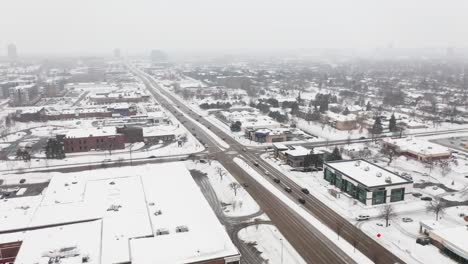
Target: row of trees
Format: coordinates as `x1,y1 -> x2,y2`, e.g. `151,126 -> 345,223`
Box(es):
199,102 -> 232,110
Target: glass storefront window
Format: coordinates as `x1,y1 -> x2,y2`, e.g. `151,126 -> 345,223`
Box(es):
372,190 -> 387,205
357,188 -> 367,204
390,188 -> 404,202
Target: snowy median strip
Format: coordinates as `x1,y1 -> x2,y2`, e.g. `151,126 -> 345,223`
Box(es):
138,70 -> 230,150
233,157 -> 373,264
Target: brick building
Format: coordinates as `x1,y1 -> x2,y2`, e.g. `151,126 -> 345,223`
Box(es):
62,128 -> 126,153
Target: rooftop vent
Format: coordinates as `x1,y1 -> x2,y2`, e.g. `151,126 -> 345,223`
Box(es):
176,225 -> 189,233
355,161 -> 361,167
376,172 -> 382,177
156,228 -> 170,236
364,166 -> 370,171
154,209 -> 162,216
385,176 -> 392,183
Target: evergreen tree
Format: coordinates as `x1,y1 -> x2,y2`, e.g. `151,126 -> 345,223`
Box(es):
366,101 -> 372,111
342,107 -> 350,116
290,102 -> 299,115
327,147 -> 342,161
389,113 -> 397,132
372,117 -> 384,134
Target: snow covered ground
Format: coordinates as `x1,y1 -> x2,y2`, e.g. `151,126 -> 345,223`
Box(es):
260,142 -> 468,264
238,224 -> 306,264
185,160 -> 260,217
233,157 -> 374,264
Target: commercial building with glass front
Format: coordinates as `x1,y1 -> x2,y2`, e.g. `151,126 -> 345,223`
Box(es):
323,159 -> 413,206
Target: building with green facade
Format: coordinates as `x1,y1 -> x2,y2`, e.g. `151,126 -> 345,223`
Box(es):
323,159 -> 413,206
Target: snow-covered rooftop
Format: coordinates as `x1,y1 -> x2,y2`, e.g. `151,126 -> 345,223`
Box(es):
14,220 -> 102,264
60,127 -> 120,138
0,163 -> 239,263
430,225 -> 468,260
383,137 -> 451,156
325,159 -> 412,188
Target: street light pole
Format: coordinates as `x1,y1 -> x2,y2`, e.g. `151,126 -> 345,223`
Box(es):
280,238 -> 283,264
129,144 -> 133,166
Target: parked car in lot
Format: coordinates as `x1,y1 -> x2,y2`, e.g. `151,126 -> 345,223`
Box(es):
301,188 -> 310,194
273,178 -> 280,183
298,198 -> 306,204
241,183 -> 248,188
416,237 -> 431,245
253,161 -> 259,166
264,171 -> 270,176
421,196 -> 433,201
356,215 -> 370,221
19,179 -> 26,184
402,217 -> 413,222
412,192 -> 422,197
284,187 -> 292,193
242,148 -> 247,152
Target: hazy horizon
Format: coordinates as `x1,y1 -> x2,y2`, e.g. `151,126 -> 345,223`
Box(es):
2,0 -> 468,56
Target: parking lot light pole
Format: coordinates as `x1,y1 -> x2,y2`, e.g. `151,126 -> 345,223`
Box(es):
280,238 -> 283,264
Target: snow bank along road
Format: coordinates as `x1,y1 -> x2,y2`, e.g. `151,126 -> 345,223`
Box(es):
130,65 -> 366,264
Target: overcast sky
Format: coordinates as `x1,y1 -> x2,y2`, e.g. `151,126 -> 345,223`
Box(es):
1,0 -> 468,56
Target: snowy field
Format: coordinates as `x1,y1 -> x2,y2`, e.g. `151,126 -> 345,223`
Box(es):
185,160 -> 260,217
238,224 -> 306,264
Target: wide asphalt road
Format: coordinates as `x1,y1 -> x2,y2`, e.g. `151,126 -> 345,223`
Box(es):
131,65 -> 364,264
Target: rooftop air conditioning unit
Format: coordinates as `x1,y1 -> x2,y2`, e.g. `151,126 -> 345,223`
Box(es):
364,166 -> 370,171
376,172 -> 382,177
385,176 -> 392,183
154,209 -> 162,216
355,161 -> 361,167
176,225 -> 189,233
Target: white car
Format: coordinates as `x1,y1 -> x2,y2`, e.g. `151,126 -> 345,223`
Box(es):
356,215 -> 370,221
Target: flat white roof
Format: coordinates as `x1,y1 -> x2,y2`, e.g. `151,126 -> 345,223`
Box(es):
430,225 -> 468,260
325,159 -> 411,188
130,164 -> 239,263
60,127 -> 120,138
0,163 -> 238,264
14,220 -> 102,264
383,137 -> 451,156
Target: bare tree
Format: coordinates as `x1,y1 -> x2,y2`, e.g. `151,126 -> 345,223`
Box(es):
426,198 -> 448,221
229,182 -> 241,196
378,204 -> 396,227
216,167 -> 225,181
438,160 -> 452,177
381,148 -> 396,166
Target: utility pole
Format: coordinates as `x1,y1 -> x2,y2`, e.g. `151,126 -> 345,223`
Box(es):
280,238 -> 283,264
129,144 -> 134,166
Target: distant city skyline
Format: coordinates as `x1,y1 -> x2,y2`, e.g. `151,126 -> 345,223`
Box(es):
1,0 -> 468,56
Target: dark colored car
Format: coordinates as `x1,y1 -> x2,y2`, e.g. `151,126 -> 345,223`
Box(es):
412,193 -> 423,197
241,183 -> 248,188
298,198 -> 306,204
421,197 -> 433,201
19,179 -> 26,184
284,187 -> 292,193
359,136 -> 366,140
273,178 -> 280,183
301,188 -> 310,194
416,237 -> 431,245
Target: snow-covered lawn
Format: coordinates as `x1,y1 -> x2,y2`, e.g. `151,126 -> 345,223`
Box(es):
238,224 -> 306,264
185,160 -> 260,217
